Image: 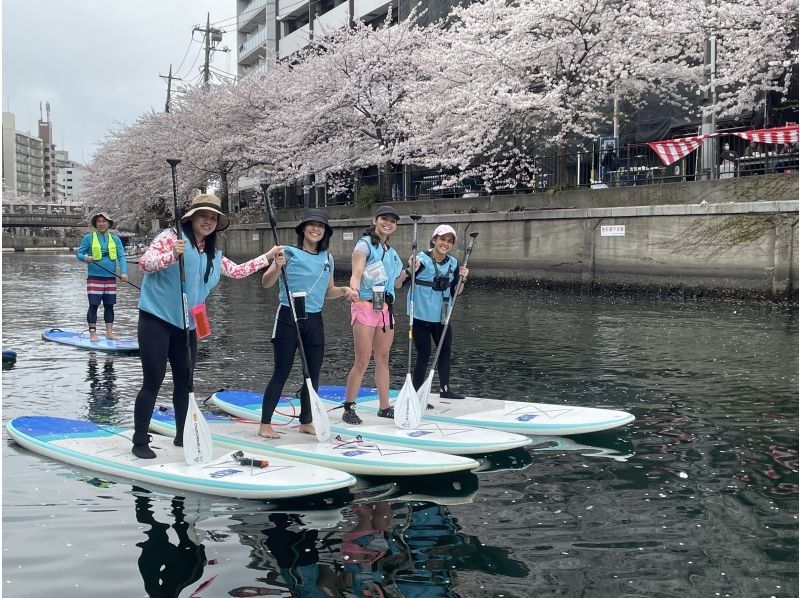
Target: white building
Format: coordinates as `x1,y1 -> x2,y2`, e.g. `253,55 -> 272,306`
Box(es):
55,150 -> 88,204
235,0 -> 396,78
2,111 -> 46,198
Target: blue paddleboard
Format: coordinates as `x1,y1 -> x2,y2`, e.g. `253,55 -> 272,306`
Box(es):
7,416 -> 355,500
42,328 -> 139,354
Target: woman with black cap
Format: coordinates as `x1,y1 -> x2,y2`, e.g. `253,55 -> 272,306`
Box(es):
341,205 -> 409,425
259,208 -> 357,438
131,194 -> 282,458
76,212 -> 128,342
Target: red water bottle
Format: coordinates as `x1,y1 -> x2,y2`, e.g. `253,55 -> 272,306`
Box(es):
190,303 -> 211,339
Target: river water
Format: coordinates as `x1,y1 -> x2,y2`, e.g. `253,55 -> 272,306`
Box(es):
2,252 -> 797,598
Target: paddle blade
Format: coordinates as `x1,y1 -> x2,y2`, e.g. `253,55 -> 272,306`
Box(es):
394,373 -> 422,430
183,393 -> 213,465
307,379 -> 331,442
416,370 -> 435,412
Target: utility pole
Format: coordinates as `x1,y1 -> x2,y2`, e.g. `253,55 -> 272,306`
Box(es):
159,64 -> 182,113
193,13 -> 228,89
700,0 -> 718,180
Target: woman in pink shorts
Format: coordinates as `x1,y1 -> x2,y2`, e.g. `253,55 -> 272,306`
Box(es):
342,205 -> 409,424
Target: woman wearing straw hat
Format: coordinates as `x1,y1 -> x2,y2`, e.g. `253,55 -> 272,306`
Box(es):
76,212 -> 129,342
258,208 -> 358,439
131,194 -> 282,459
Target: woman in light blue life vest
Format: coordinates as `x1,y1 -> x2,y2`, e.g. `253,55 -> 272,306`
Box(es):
258,208 -> 357,439
408,224 -> 469,399
130,194 -> 281,459
342,205 -> 410,425
76,212 -> 128,342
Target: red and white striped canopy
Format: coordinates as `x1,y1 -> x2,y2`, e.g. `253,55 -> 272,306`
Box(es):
648,135 -> 709,166
732,125 -> 798,145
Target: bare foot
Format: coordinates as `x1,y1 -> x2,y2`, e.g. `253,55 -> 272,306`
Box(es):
89,333 -> 100,342
106,333 -> 118,340
297,423 -> 316,436
258,424 -> 281,439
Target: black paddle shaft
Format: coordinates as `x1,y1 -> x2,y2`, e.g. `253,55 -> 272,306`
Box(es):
407,213 -> 422,375
428,231 -> 479,372
167,158 -> 194,394
260,183 -> 313,381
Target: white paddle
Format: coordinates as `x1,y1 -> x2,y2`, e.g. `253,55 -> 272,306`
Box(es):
417,231 -> 479,412
262,183 -> 332,442
394,213 -> 424,429
167,158 -> 213,466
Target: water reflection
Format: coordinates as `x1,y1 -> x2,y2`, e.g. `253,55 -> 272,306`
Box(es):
133,489 -> 209,598
85,353 -> 120,422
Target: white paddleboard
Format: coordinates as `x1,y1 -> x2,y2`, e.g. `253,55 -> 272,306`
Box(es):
42,328 -> 139,354
315,385 -> 635,436
7,416 -> 355,500
211,390 -> 532,455
149,407 -> 478,476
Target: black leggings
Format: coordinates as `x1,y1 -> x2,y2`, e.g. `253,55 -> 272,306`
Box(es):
133,310 -> 197,441
412,319 -> 453,390
261,307 -> 324,425
87,303 -> 115,325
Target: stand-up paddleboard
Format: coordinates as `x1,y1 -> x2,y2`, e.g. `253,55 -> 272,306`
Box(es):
210,390 -> 532,455
314,385 -> 635,436
42,328 -> 139,354
150,407 -> 478,476
7,416 -> 355,500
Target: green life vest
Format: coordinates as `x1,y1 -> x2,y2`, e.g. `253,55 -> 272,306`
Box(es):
91,232 -> 117,261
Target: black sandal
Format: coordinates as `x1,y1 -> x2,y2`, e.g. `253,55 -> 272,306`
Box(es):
376,407 -> 395,419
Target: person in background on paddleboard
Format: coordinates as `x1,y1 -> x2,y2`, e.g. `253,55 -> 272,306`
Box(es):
342,205 -> 409,424
407,224 -> 469,400
76,212 -> 128,342
131,194 -> 282,459
258,208 -> 358,439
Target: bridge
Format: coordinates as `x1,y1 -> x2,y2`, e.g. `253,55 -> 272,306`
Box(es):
2,204 -> 85,228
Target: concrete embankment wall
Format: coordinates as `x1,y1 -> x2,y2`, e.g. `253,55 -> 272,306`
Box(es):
224,174 -> 799,300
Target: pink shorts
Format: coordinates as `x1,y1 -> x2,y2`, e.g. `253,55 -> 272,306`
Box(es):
351,301 -> 393,328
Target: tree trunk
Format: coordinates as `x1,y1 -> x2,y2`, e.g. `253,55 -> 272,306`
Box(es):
219,170 -> 229,212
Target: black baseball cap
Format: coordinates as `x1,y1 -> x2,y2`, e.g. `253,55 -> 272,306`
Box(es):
374,205 -> 400,221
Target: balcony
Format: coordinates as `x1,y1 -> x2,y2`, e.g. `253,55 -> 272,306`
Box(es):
279,25 -> 310,59
239,26 -> 267,65
278,0 -> 310,22
354,0 -> 391,21
316,2 -> 349,33
238,0 -> 267,33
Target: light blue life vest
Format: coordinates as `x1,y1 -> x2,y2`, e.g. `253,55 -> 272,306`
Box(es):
278,247 -> 333,314
356,235 -> 403,301
407,250 -> 457,322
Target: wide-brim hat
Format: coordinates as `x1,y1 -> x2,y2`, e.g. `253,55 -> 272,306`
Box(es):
373,205 -> 400,221
91,212 -> 114,228
180,193 -> 230,231
295,208 -> 333,238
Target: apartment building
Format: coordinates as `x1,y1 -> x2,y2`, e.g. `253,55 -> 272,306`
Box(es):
55,150 -> 87,203
2,111 -> 46,198
236,0 -> 396,78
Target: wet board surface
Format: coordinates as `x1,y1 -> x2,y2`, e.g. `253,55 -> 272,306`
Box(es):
211,390 -> 532,455
42,328 -> 139,354
7,416 -> 355,500
150,407 -> 478,476
314,385 -> 636,436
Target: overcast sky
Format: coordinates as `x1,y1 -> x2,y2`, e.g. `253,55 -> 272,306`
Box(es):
2,0 -> 237,164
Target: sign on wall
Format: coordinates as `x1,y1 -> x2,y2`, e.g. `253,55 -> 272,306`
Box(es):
343,232 -> 353,241
600,225 -> 625,237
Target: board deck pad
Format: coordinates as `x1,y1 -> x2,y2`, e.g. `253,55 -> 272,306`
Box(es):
211,390 -> 532,455
314,385 -> 635,436
42,328 -> 139,354
7,416 -> 355,499
150,408 -> 478,476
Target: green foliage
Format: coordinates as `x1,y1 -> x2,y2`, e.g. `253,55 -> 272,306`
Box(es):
356,185 -> 382,209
